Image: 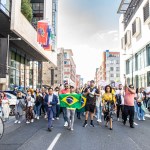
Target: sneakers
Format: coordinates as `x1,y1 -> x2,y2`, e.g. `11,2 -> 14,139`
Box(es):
18,121 -> 21,124
97,119 -> 102,123
14,120 -> 18,124
37,116 -> 40,120
31,119 -> 34,123
142,118 -> 145,121
117,118 -> 120,121
35,115 -> 37,119
64,121 -> 68,127
71,128 -> 74,131
44,114 -> 47,119
130,125 -> 135,128
83,122 -> 88,127
90,123 -> 95,127
52,118 -> 55,121
26,121 -> 30,124
56,117 -> 59,120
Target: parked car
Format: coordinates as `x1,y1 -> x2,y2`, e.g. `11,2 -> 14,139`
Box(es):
5,93 -> 17,116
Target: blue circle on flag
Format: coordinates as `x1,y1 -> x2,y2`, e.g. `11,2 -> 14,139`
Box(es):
81,98 -> 84,106
66,97 -> 73,104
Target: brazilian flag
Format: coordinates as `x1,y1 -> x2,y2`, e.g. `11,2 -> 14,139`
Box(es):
77,95 -> 87,112
59,94 -> 81,108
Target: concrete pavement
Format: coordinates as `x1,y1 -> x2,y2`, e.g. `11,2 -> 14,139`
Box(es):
0,114 -> 150,150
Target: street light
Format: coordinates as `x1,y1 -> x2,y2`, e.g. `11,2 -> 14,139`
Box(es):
123,51 -> 134,85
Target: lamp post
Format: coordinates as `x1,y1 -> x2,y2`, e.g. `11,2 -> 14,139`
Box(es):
123,50 -> 134,85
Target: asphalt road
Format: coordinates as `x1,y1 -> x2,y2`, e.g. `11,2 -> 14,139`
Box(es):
1,114 -> 150,150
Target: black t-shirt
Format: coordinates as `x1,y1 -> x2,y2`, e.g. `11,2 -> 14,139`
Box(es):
84,86 -> 99,105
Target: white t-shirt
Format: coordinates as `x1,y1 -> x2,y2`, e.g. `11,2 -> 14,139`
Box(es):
146,87 -> 150,98
135,93 -> 143,101
116,89 -> 125,105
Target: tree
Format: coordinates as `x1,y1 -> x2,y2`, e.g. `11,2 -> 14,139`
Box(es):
21,0 -> 33,22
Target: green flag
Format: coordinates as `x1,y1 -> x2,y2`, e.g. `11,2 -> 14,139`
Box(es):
77,95 -> 87,112
59,94 -> 81,109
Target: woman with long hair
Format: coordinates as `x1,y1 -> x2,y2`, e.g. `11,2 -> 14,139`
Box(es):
25,90 -> 35,124
135,88 -> 145,120
102,85 -> 116,130
1,92 -> 10,122
14,91 -> 25,124
96,85 -> 103,123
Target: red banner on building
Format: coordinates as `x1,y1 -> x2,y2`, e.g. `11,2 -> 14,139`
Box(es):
37,21 -> 48,45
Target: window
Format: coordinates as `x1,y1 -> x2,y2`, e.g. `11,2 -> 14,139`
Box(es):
110,60 -> 113,64
64,61 -> 68,65
143,1 -> 149,22
126,60 -> 130,74
55,80 -> 57,84
116,67 -> 120,71
116,60 -> 119,64
116,74 -> 120,77
146,44 -> 150,66
55,74 -> 57,77
110,74 -> 114,77
132,20 -> 136,36
64,53 -> 67,59
110,67 -> 114,71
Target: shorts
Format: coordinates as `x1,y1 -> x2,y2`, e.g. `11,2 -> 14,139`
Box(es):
85,104 -> 95,113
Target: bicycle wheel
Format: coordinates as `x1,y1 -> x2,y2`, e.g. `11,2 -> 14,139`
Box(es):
0,117 -> 4,139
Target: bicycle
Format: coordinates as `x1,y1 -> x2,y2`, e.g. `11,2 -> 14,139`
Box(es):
0,116 -> 4,139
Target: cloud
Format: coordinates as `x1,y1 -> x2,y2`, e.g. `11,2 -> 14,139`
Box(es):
107,30 -> 118,34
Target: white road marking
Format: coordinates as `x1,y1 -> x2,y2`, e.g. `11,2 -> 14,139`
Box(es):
47,133 -> 61,150
128,137 -> 142,150
145,114 -> 150,118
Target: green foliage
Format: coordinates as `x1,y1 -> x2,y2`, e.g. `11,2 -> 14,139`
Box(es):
21,0 -> 33,22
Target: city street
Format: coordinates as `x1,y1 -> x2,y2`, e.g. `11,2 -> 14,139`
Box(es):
1,114 -> 150,150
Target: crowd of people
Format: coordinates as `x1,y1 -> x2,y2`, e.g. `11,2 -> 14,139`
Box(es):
0,76 -> 150,131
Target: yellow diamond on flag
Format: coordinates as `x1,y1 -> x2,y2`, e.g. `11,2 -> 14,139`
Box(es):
62,96 -> 79,106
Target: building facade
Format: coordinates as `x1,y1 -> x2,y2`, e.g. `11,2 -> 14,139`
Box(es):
0,0 -> 57,90
118,0 -> 150,88
95,50 -> 120,86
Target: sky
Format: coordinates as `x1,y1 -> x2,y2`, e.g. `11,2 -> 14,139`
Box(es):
57,0 -> 121,82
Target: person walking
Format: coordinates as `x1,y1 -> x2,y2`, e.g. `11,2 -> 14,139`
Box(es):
1,92 -> 10,122
14,91 -> 25,124
25,90 -> 35,124
102,85 -> 116,130
35,89 -> 43,120
60,83 -> 70,127
115,84 -> 125,121
54,87 -> 60,120
96,85 -> 103,123
44,88 -> 58,132
135,88 -> 145,121
123,76 -> 136,128
145,82 -> 150,109
83,80 -> 99,127
66,86 -> 76,131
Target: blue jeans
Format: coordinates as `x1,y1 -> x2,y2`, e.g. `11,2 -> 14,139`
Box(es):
62,107 -> 68,122
137,106 -> 145,120
96,105 -> 102,120
56,104 -> 60,118
35,104 -> 42,116
47,107 -> 53,128
134,101 -> 138,113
